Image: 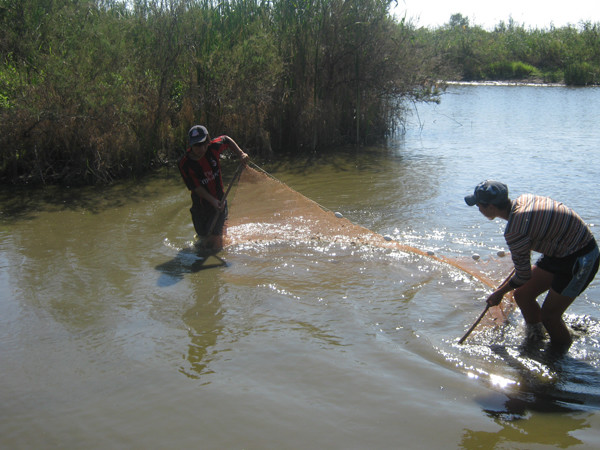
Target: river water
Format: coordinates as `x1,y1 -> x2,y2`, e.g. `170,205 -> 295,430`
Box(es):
2,85 -> 600,448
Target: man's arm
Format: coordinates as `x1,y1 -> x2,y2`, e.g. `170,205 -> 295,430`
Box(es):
486,269 -> 516,307
224,136 -> 249,164
192,185 -> 221,210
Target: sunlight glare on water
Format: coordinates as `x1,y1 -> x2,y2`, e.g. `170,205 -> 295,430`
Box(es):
2,85 -> 600,448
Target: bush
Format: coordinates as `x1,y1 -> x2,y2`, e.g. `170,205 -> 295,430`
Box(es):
484,61 -> 538,80
540,69 -> 564,83
564,62 -> 599,85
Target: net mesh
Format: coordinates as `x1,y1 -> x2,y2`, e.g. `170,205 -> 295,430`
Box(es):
225,164 -> 514,329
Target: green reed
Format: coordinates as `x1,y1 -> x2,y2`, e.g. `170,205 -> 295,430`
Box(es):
12,2 -> 598,185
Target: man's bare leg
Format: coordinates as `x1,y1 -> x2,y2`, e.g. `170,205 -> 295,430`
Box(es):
541,289 -> 576,347
513,265 -> 553,324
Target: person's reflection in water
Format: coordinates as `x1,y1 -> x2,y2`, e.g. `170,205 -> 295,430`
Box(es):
155,246 -> 227,378
179,293 -> 224,380
460,338 -> 600,448
460,410 -> 590,448
489,339 -> 600,408
155,248 -> 227,287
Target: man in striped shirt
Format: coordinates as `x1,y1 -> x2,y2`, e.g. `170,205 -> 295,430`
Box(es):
465,180 -> 599,349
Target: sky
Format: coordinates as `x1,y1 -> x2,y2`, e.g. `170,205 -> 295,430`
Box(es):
393,0 -> 600,30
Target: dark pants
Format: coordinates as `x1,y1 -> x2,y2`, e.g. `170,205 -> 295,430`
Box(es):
536,239 -> 599,297
190,201 -> 228,237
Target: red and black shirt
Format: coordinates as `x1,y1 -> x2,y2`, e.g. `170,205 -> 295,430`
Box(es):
178,136 -> 232,207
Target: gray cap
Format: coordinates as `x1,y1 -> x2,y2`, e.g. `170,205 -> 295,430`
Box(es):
188,125 -> 208,146
465,180 -> 509,206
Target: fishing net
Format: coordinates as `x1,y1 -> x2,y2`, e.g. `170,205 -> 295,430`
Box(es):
225,163 -> 514,330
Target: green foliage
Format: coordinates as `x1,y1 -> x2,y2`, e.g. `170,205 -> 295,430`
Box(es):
1,0 -> 441,185
0,59 -> 18,109
419,15 -> 600,85
539,69 -> 564,84
3,2 -> 600,185
564,62 -> 599,86
484,61 -> 538,80
0,0 -> 162,184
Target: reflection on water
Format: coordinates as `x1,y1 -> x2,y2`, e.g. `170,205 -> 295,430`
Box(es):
154,239 -> 229,379
461,412 -> 590,448
156,240 -> 227,287
456,309 -> 600,418
2,85 -> 600,448
465,350 -> 597,447
180,288 -> 224,380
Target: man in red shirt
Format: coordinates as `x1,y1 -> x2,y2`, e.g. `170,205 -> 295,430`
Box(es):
178,125 -> 248,251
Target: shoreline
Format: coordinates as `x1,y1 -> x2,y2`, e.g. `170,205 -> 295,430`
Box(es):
444,80 -> 567,87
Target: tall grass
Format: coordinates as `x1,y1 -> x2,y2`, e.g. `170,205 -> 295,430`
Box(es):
484,61 -> 538,80
564,62 -> 599,85
0,0 -> 440,185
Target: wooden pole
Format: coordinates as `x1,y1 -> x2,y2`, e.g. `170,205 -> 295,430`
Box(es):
458,268 -> 515,344
206,163 -> 245,236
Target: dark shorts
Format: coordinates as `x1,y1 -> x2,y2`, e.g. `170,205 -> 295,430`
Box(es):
190,200 -> 228,237
536,239 -> 599,298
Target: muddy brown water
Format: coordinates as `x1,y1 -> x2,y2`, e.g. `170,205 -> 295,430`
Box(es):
2,85 -> 600,448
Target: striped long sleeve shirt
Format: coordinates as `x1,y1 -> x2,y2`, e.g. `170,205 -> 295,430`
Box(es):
505,194 -> 594,287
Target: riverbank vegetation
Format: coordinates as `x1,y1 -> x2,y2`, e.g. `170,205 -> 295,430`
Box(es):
1,1 -> 599,185
0,0 -> 442,185
421,14 -> 600,86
